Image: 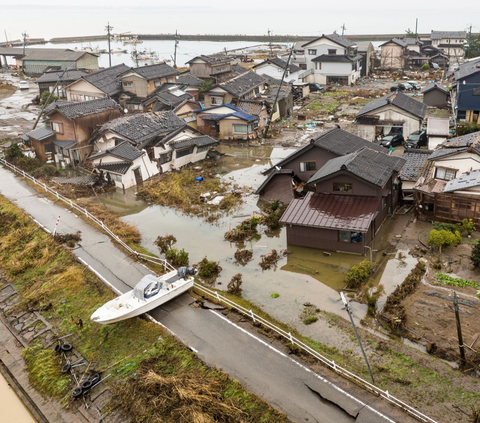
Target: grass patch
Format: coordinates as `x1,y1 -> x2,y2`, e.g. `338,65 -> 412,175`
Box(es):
434,273 -> 478,289
303,316 -> 318,325
270,292 -> 280,299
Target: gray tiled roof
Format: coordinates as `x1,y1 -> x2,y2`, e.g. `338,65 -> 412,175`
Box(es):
21,48 -> 96,62
45,98 -> 120,120
97,111 -> 186,148
312,54 -> 363,63
35,69 -> 86,84
170,136 -> 218,150
357,91 -> 427,119
52,139 -> 77,149
218,71 -> 266,97
441,131 -> 480,148
89,141 -> 143,161
400,149 -> 433,181
146,86 -> 194,111
22,125 -> 55,141
254,57 -> 301,73
177,72 -> 204,86
186,54 -> 231,65
420,82 -> 449,94
128,63 -> 179,80
308,146 -> 405,187
356,41 -> 373,52
431,31 -> 466,40
82,63 -> 130,96
302,33 -> 355,48
453,58 -> 480,81
444,169 -> 480,193
97,161 -> 132,175
428,147 -> 467,160
379,38 -> 408,48
214,64 -> 250,83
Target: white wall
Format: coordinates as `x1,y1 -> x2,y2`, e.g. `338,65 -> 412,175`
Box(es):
433,152 -> 480,177
255,63 -> 301,82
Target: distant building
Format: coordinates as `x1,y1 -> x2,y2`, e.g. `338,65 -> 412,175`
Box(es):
35,69 -> 87,99
421,83 -> 450,108
430,30 -> 466,60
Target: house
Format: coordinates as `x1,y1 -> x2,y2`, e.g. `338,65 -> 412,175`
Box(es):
298,33 -> 362,85
399,149 -> 433,200
288,40 -> 308,70
142,84 -> 194,113
203,71 -> 266,107
426,118 -> 450,149
379,39 -> 408,70
253,57 -> 302,82
261,79 -> 294,119
186,54 -> 233,79
176,72 -> 204,100
414,131 -> 480,224
19,125 -> 56,163
35,69 -> 87,99
256,127 -> 385,204
450,58 -> 480,122
355,91 -> 427,141
88,141 -> 157,189
232,99 -> 269,130
42,98 -> 122,165
421,83 -> 450,108
65,63 -> 130,102
18,48 -> 99,76
430,31 -> 466,60
118,63 -> 179,111
356,41 -> 375,76
195,104 -> 260,140
279,147 -> 405,254
173,100 -> 202,128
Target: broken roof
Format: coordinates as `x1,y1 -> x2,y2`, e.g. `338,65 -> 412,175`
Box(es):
35,69 -> 87,84
444,169 -> 480,193
89,141 -> 144,162
280,191 -> 378,232
253,57 -> 301,73
308,146 -> 405,188
400,149 -> 433,182
81,63 -> 130,97
186,54 -> 231,65
125,62 -> 179,80
45,98 -> 120,120
96,111 -> 186,148
357,91 -> 427,119
217,71 -> 266,97
169,135 -> 218,150
426,118 -> 450,137
233,99 -> 265,116
177,72 -> 204,86
302,33 -> 355,49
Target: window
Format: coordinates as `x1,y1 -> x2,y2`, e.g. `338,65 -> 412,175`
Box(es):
176,146 -> 195,158
110,173 -> 122,182
123,81 -> 133,88
328,49 -> 336,55
435,167 -> 457,181
154,80 -> 162,87
473,88 -> 480,96
299,64 -> 307,70
333,182 -> 352,193
211,96 -> 223,105
128,103 -> 141,110
167,78 -> 174,83
299,161 -> 316,172
51,122 -> 63,134
339,231 -> 363,243
233,124 -> 248,134
159,151 -> 172,164
308,49 -> 317,55
196,145 -> 210,153
44,143 -> 53,153
315,62 -> 322,70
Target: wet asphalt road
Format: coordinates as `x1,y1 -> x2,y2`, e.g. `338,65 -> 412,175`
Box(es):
0,166 -> 421,423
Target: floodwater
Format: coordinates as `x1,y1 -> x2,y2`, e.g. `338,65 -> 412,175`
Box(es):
0,372 -> 36,423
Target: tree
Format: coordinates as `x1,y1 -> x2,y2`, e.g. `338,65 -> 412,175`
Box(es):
405,28 -> 418,37
198,81 -> 213,101
427,229 -> 462,254
40,90 -> 58,106
466,33 -> 480,59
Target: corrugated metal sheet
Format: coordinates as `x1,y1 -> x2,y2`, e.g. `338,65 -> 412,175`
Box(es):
280,191 -> 378,232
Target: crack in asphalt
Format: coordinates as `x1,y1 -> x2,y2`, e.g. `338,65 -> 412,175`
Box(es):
305,383 -> 357,422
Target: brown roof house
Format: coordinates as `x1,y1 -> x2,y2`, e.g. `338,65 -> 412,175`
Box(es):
355,91 -> 427,141
256,127 -> 385,204
280,147 -> 405,254
186,54 -> 233,79
19,125 -> 56,163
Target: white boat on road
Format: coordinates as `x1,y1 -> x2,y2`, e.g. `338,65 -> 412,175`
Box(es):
91,267 -> 196,324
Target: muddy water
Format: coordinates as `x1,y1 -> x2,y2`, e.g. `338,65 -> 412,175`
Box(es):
0,372 -> 36,423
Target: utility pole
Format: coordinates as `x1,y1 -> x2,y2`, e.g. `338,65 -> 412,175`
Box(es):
173,30 -> 179,68
105,22 -> 113,67
268,29 -> 273,57
341,24 -> 346,36
453,291 -> 466,367
341,292 -> 375,384
415,18 -> 418,37
22,30 -> 28,55
467,24 -> 472,59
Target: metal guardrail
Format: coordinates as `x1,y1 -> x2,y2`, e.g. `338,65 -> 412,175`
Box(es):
0,158 -> 437,423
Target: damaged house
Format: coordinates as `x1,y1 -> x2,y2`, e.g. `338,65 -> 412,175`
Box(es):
253,57 -> 302,83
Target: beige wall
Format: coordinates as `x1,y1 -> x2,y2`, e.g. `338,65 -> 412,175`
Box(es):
381,44 -> 405,69
66,80 -> 106,101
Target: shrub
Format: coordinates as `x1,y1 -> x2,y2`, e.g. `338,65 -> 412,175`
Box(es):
224,215 -> 262,242
227,273 -> 243,296
421,63 -> 430,70
40,90 -> 58,105
261,200 -> 286,231
270,292 -> 280,299
471,243 -> 480,268
427,229 -> 462,254
197,257 -> 222,279
345,260 -> 372,289
303,316 -> 318,325
5,143 -> 24,161
459,218 -> 476,235
155,234 -> 177,255
432,221 -> 458,233
234,249 -> 253,265
165,248 -> 189,267
457,122 -> 480,136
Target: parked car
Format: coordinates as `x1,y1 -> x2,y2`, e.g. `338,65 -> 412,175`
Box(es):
18,81 -> 29,90
380,133 -> 404,148
405,130 -> 427,148
390,82 -> 413,92
309,83 -> 324,92
406,80 -> 421,90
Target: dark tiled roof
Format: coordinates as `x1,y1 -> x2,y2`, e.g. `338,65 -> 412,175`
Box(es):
186,54 -> 231,65
218,71 -> 266,97
428,147 -> 467,159
261,74 -> 284,86
254,57 -> 301,73
420,82 -> 449,94
52,139 -> 77,149
308,146 -> 405,187
82,63 -> 130,96
263,84 -> 292,103
177,72 -> 204,86
379,38 -> 408,48
441,131 -> 480,148
403,37 -> 423,45
22,48 -> 96,62
35,69 -> 86,84
454,58 -> 480,81
357,91 -> 427,119
146,86 -> 194,110
400,149 -> 433,181
170,136 -> 218,150
431,31 -> 466,40
22,125 -> 55,141
312,54 -> 362,63
302,33 -> 355,49
97,161 -> 132,175
89,141 -> 143,162
444,169 -> 480,192
97,111 -> 186,148
45,98 -> 120,120
128,63 -> 179,80
280,191 -> 378,232
233,100 -> 265,116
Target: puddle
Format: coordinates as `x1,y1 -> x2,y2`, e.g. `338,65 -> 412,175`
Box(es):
89,187 -> 150,217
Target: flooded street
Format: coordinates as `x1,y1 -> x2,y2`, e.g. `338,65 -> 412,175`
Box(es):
0,372 -> 35,423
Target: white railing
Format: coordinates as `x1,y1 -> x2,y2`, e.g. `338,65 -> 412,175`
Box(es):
0,158 -> 175,273
1,158 -> 437,423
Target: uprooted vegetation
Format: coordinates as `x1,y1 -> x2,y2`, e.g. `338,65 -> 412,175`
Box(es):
259,249 -> 281,270
0,196 -> 290,422
54,231 -> 82,248
196,257 -> 222,282
234,249 -> 253,265
227,273 -> 243,296
344,260 -> 373,289
137,166 -> 243,222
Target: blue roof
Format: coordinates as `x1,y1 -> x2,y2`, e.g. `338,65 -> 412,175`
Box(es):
196,103 -> 257,122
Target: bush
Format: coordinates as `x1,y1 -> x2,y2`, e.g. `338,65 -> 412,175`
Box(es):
345,260 -> 372,289
427,229 -> 462,254
234,249 -> 253,265
421,63 -> 430,70
303,316 -> 318,325
165,248 -> 189,267
471,243 -> 480,268
197,257 -> 222,279
227,274 -> 243,296
155,234 -> 177,255
40,90 -> 58,106
459,218 -> 476,235
224,216 -> 262,242
432,221 -> 458,233
456,122 -> 480,136
261,200 -> 286,231
5,143 -> 24,161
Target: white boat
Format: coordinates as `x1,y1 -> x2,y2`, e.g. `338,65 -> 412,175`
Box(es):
91,267 -> 196,325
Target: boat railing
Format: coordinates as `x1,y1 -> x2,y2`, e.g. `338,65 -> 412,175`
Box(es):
0,158 -> 175,273
192,282 -> 438,423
